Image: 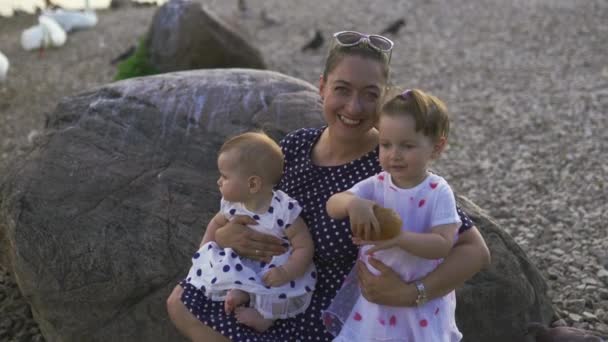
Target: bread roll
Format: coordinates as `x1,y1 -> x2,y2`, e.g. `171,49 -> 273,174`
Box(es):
370,205 -> 402,240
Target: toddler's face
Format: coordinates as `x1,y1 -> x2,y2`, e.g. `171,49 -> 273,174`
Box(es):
378,115 -> 438,188
217,150 -> 250,202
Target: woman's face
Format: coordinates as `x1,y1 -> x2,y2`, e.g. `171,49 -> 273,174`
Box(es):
319,55 -> 386,142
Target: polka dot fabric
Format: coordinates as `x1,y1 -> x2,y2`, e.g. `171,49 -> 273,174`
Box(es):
179,127 -> 473,341
185,190 -> 316,319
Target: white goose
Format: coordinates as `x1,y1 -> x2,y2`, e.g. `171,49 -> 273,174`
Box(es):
21,14 -> 67,51
0,50 -> 8,82
42,0 -> 98,33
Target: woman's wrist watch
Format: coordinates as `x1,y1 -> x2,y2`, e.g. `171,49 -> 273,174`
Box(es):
414,281 -> 428,306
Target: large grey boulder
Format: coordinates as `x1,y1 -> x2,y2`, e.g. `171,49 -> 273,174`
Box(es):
0,69 -> 321,342
146,0 -> 266,73
0,68 -> 554,341
456,196 -> 555,342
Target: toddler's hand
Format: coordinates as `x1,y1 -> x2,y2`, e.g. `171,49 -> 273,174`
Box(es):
347,199 -> 380,240
262,266 -> 290,287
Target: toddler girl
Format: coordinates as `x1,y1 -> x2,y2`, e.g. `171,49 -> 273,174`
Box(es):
323,89 -> 463,341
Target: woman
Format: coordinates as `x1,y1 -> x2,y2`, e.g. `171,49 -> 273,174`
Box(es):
167,31 -> 491,342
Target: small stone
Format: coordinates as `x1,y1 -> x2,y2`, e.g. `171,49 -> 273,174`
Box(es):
595,322 -> 608,334
553,248 -> 565,256
582,311 -> 597,321
551,318 -> 568,327
564,299 -> 586,312
568,313 -> 583,322
583,277 -> 599,285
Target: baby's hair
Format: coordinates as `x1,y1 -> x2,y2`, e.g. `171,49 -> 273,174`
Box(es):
219,131 -> 284,186
381,88 -> 450,141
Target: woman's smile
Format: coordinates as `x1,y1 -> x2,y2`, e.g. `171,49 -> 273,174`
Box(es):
338,114 -> 362,126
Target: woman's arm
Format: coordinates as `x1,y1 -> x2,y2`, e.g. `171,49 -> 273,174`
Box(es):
214,215 -> 287,262
263,217 -> 314,287
420,225 -> 490,299
357,226 -> 490,306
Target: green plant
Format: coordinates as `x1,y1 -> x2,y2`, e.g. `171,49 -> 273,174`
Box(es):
114,38 -> 159,81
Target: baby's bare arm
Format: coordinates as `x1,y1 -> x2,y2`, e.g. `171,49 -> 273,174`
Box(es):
200,212 -> 229,247
279,217 -> 314,279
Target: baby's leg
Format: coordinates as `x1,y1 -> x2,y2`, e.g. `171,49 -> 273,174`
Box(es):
224,289 -> 250,314
234,306 -> 274,333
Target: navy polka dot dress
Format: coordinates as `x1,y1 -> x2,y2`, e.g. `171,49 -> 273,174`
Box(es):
179,127 -> 473,341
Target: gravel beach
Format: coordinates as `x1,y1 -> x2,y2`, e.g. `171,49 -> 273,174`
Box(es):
0,0 -> 607,340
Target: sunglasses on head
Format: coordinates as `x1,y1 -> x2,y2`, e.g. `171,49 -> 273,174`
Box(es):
332,31 -> 394,62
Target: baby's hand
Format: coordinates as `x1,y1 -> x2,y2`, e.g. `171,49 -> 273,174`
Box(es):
262,266 -> 290,287
347,198 -> 380,240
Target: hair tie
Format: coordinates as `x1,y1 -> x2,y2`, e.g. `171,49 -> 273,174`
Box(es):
401,89 -> 412,98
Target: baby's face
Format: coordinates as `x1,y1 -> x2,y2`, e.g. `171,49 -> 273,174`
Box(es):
217,150 -> 250,202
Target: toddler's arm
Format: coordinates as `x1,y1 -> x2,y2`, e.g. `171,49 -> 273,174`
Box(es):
327,191 -> 380,240
199,212 -> 229,247
398,224 -> 459,259
263,217 -> 314,287
356,223 -> 459,259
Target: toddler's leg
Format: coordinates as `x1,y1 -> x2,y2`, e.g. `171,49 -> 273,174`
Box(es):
224,289 -> 250,314
234,306 -> 274,333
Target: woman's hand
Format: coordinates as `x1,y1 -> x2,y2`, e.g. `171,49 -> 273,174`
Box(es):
357,257 -> 417,307
215,215 -> 287,262
347,199 -> 380,240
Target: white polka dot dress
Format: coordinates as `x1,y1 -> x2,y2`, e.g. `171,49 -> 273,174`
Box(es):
185,191 -> 316,319
179,127 -> 474,341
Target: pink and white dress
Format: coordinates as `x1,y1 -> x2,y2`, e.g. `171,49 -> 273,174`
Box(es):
323,172 -> 463,341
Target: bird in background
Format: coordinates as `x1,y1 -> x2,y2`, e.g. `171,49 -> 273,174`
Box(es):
237,0 -> 249,18
525,322 -> 605,342
42,0 -> 98,33
260,9 -> 280,27
21,15 -> 67,53
0,51 -> 8,83
110,45 -> 136,65
301,30 -> 324,52
380,18 -> 406,35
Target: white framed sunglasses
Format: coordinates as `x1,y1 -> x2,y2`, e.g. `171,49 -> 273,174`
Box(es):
332,31 -> 394,62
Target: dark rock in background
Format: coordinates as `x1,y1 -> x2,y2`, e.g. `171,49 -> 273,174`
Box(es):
146,0 -> 266,73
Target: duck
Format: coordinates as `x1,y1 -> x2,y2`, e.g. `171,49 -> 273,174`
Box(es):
0,50 -> 8,82
42,0 -> 97,33
21,14 -> 67,51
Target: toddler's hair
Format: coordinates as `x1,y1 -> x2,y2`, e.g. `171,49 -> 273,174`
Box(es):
381,88 -> 450,141
219,132 -> 284,186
